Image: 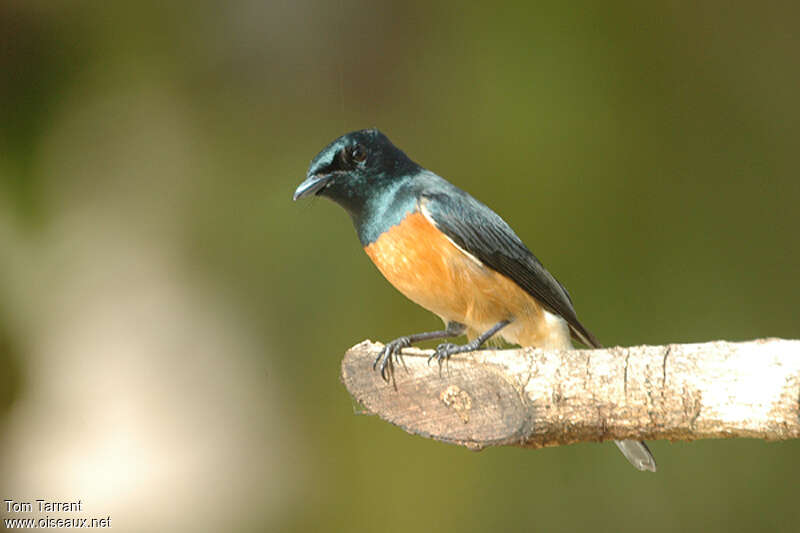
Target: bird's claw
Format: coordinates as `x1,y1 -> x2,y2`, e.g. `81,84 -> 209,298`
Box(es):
429,340 -> 483,366
429,342 -> 460,364
373,337 -> 411,382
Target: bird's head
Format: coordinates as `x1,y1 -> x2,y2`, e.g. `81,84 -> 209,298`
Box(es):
293,129 -> 418,216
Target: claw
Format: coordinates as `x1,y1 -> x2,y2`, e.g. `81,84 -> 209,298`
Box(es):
373,337 -> 412,383
372,349 -> 385,371
380,359 -> 391,382
429,343 -> 457,364
373,345 -> 392,382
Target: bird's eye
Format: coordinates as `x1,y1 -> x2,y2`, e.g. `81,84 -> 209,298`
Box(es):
350,144 -> 367,164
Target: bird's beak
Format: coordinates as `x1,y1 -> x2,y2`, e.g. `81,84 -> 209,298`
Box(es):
293,173 -> 332,201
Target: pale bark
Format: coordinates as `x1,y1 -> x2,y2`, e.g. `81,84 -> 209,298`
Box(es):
340,338 -> 800,450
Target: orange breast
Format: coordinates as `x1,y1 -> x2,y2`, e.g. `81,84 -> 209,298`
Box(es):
363,211 -> 570,348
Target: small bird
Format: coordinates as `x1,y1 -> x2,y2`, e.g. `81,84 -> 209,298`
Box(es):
294,129 -> 657,472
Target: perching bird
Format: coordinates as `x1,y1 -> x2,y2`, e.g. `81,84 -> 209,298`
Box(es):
293,129 -> 657,472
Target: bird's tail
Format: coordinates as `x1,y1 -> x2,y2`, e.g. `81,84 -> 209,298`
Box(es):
555,322 -> 657,472
614,440 -> 657,472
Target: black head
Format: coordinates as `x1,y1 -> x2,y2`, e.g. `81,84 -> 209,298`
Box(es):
293,129 -> 419,217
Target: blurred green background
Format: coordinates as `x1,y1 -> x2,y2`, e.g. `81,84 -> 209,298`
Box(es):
1,1 -> 798,532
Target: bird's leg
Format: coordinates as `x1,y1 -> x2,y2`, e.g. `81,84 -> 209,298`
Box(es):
374,321 -> 466,382
430,319 -> 511,364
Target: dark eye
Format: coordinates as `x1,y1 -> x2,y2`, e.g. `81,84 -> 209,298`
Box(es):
350,144 -> 367,164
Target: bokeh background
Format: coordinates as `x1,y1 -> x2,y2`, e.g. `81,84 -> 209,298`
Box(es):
1,1 -> 799,532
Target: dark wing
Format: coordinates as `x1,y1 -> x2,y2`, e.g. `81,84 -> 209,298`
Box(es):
420,190 -> 601,348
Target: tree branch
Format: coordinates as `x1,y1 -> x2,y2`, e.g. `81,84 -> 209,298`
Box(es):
340,338 -> 800,450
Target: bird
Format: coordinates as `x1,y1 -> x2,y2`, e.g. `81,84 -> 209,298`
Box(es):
293,128 -> 657,472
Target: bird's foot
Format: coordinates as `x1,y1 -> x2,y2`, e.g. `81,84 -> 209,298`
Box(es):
373,337 -> 412,382
428,341 -> 479,365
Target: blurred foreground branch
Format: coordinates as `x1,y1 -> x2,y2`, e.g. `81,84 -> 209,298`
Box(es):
340,339 -> 800,450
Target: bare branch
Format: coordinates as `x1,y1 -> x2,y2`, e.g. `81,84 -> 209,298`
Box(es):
340,339 -> 800,450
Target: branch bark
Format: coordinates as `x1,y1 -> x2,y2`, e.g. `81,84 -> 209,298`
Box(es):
340,338 -> 800,450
